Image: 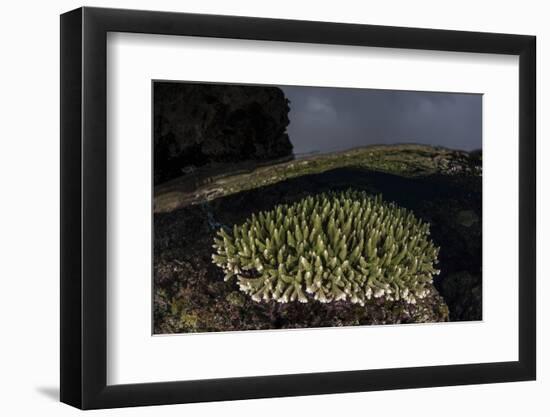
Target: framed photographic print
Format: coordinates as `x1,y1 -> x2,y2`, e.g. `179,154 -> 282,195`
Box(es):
60,6 -> 536,409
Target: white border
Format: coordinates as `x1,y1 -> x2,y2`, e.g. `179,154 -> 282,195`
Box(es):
106,32 -> 519,385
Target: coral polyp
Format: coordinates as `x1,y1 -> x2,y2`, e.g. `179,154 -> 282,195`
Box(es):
212,190 -> 439,306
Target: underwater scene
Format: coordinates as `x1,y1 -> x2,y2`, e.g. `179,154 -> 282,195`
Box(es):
153,82 -> 482,334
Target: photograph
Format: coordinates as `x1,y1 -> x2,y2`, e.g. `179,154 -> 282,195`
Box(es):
152,81 -> 483,334
52,3 -> 540,412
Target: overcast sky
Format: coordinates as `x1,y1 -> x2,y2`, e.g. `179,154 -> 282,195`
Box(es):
280,86 -> 482,155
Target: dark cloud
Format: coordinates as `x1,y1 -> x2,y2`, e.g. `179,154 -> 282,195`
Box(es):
280,86 -> 482,155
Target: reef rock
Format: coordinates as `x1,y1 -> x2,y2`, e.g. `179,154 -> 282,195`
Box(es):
153,184 -> 450,335
154,82 -> 293,185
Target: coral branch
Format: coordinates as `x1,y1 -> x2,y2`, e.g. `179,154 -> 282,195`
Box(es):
212,190 -> 440,305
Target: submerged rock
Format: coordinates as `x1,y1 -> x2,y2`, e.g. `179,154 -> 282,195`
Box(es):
440,271 -> 482,321
457,210 -> 479,227
155,253 -> 449,334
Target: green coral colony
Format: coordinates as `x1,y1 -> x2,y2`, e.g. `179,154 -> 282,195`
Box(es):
212,190 -> 440,306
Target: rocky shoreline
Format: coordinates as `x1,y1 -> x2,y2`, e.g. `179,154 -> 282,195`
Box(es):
154,143 -> 481,212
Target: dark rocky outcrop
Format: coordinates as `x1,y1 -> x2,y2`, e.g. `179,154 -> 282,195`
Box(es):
154,82 -> 293,185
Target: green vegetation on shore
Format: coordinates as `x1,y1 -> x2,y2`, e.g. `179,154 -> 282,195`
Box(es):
155,144 -> 481,212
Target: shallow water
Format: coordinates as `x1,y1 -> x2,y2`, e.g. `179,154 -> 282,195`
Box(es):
154,167 -> 481,333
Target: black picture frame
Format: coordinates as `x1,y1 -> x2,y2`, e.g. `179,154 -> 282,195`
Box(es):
60,6 -> 536,410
